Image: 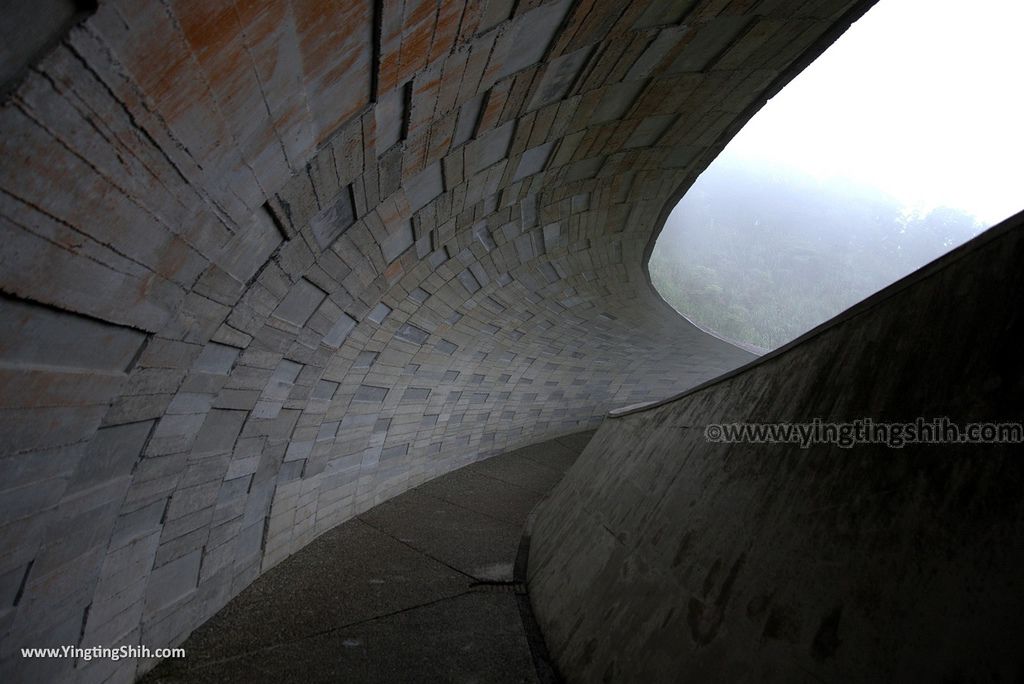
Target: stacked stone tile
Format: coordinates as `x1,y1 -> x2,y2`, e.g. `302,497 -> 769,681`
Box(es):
0,0 -> 870,680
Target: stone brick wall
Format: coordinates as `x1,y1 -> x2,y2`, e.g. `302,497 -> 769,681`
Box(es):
0,1 -> 870,680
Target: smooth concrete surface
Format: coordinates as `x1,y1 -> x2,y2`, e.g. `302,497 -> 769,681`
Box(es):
528,211 -> 1024,683
0,1 -> 871,681
141,430 -> 593,683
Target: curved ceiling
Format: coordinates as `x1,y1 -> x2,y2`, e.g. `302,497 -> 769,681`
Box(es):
0,0 -> 872,680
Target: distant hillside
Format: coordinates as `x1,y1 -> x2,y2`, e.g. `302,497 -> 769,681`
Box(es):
650,156 -> 984,350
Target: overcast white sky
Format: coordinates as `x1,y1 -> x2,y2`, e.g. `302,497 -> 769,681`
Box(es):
721,0 -> 1023,226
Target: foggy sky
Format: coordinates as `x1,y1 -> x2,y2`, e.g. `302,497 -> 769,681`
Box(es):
720,0 -> 1023,227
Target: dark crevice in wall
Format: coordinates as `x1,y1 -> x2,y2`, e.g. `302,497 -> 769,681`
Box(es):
259,510 -> 272,557
76,602 -> 91,649
346,182 -> 359,223
124,336 -> 151,374
620,78 -> 650,121
700,18 -> 756,74
0,290 -> 153,346
12,560 -> 34,607
507,0 -> 524,25
370,0 -> 383,102
127,420 -> 159,477
564,47 -> 597,102
676,1 -> 700,26
400,80 -> 414,142
265,199 -> 294,241
305,165 -> 322,211
195,545 -> 208,592
468,89 -> 489,141
159,497 -> 172,526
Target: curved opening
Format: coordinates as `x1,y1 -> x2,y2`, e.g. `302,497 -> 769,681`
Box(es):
649,0 -> 1024,351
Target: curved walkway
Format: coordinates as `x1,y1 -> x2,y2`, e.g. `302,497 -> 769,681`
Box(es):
143,431 -> 594,683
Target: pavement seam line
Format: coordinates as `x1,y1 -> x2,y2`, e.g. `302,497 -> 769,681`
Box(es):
354,517 -> 485,583
178,590 -> 478,672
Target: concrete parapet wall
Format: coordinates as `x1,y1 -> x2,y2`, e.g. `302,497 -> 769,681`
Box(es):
528,211 -> 1024,682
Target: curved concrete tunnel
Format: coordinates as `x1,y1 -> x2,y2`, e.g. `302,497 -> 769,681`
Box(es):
3,0 -> 1020,681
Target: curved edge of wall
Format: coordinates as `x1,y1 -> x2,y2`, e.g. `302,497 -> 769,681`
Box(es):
528,209 -> 1024,682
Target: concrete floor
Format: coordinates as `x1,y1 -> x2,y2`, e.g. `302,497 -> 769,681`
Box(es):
142,431 -> 594,683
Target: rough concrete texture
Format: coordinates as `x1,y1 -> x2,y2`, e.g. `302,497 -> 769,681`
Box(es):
0,0 -> 876,681
141,430 -> 592,683
528,210 -> 1024,683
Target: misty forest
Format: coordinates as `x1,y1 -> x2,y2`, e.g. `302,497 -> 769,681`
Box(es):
649,156 -> 985,351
